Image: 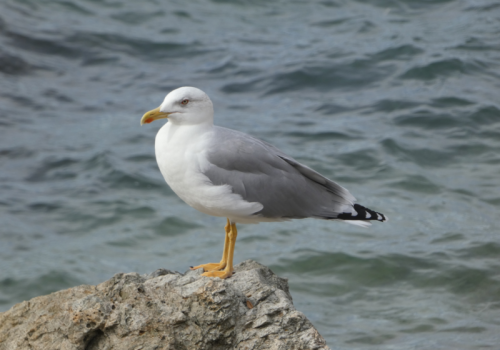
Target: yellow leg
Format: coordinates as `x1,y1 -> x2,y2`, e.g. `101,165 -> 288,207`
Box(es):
190,218 -> 231,272
202,222 -> 237,279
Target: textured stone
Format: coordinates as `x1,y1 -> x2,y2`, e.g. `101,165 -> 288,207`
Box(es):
0,260 -> 330,350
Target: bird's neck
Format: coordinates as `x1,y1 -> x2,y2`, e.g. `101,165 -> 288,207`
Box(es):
160,120 -> 214,145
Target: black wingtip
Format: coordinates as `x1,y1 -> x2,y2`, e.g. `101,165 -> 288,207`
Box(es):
337,204 -> 387,222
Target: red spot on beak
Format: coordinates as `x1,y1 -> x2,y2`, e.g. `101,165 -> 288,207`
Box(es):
145,118 -> 154,124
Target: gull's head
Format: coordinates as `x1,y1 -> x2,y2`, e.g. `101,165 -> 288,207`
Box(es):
141,87 -> 214,126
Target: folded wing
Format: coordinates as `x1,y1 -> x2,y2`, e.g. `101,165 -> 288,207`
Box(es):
203,127 -> 357,220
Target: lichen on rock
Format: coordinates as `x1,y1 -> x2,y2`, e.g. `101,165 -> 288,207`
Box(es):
0,260 -> 330,350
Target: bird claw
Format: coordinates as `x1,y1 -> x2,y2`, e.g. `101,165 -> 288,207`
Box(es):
190,262 -> 227,272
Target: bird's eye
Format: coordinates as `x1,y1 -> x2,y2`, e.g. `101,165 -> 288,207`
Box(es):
181,99 -> 189,105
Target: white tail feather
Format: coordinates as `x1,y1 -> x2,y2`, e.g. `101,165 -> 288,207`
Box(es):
343,220 -> 372,228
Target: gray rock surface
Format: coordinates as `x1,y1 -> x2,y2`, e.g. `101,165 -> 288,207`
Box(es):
0,260 -> 330,350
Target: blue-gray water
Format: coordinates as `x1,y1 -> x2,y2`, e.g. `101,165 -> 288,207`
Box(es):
1,0 -> 500,348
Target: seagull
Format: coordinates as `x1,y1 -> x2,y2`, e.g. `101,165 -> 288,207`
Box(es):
141,87 -> 387,279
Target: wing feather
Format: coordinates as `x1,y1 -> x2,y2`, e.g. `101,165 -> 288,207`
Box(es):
203,127 -> 355,219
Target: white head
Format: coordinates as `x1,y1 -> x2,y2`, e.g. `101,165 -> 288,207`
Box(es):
141,87 -> 214,126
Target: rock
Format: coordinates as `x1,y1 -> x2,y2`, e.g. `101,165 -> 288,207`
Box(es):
0,260 -> 330,350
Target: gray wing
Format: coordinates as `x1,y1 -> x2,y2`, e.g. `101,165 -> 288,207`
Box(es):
203,127 -> 356,219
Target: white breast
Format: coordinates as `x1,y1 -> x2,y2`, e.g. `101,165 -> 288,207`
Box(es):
154,122 -> 263,221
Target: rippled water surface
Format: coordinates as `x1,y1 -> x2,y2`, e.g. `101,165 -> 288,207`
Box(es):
1,0 -> 500,348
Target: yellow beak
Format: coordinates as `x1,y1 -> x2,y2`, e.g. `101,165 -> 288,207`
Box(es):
140,107 -> 170,125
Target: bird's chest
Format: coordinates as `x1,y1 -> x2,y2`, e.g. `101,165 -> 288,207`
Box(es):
154,125 -> 211,205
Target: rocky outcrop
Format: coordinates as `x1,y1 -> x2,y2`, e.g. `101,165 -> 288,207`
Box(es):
0,260 -> 330,350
